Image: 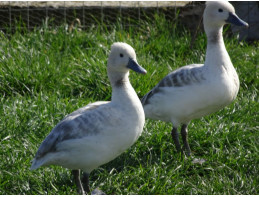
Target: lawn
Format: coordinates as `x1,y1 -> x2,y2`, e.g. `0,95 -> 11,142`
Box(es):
0,15 -> 258,194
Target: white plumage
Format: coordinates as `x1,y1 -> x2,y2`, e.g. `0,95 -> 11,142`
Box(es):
141,1 -> 248,156
31,42 -> 147,194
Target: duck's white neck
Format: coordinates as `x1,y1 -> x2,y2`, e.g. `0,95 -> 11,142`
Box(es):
204,25 -> 232,69
108,70 -> 139,104
108,71 -> 130,88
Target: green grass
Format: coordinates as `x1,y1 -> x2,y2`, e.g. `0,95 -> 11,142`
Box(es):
0,15 -> 258,194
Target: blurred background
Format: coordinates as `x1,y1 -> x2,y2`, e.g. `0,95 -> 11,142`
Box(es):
0,1 -> 258,41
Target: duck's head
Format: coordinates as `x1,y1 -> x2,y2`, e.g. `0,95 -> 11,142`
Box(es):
107,42 -> 146,75
203,1 -> 248,31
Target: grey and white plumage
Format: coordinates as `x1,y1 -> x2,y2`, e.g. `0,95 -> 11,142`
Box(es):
30,42 -> 147,194
141,1 -> 248,156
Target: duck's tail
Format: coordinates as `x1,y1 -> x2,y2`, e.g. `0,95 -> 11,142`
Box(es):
30,158 -> 43,170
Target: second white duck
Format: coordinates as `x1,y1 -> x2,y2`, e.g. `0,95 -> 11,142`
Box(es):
141,1 -> 248,156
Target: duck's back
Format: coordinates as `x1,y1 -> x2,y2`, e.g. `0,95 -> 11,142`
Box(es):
142,61 -> 239,125
31,97 -> 144,172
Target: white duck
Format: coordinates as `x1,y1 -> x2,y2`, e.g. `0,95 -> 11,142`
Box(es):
141,1 -> 248,156
30,42 -> 147,194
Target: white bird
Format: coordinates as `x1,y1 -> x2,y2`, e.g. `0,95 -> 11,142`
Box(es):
141,1 -> 248,156
30,42 -> 147,194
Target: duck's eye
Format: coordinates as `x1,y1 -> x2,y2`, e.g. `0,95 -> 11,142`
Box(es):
218,8 -> 223,13
120,53 -> 124,58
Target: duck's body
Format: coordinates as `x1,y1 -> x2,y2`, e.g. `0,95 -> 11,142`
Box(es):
31,82 -> 144,173
31,101 -> 143,172
143,37 -> 239,126
31,42 -> 147,194
142,1 -> 248,155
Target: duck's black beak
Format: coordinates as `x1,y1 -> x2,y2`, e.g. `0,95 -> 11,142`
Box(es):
127,58 -> 147,74
226,12 -> 249,27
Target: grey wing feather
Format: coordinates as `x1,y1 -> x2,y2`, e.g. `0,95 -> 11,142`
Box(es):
141,64 -> 205,105
34,103 -> 107,159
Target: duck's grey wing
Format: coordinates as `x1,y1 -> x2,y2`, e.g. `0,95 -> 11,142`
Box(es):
141,64 -> 205,105
34,102 -> 109,159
